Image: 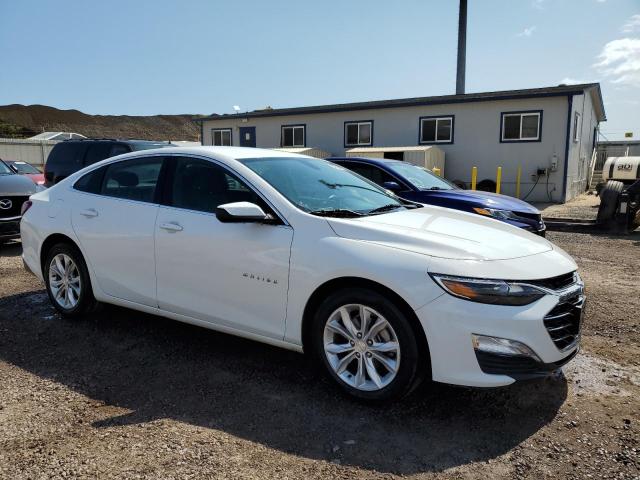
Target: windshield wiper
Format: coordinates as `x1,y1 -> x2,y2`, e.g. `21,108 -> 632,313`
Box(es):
368,204 -> 404,214
308,208 -> 364,218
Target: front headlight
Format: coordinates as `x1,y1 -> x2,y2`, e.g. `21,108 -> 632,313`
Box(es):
430,274 -> 545,306
473,208 -> 518,221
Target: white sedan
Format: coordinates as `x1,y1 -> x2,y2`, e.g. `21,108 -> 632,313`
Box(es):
21,147 -> 584,401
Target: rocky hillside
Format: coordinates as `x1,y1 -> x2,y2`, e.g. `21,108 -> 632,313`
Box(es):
0,104 -> 204,141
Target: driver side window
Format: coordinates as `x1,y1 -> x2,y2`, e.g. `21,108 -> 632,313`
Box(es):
169,157 -> 262,214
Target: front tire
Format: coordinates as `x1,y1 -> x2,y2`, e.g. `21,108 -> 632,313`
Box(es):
44,243 -> 98,318
311,288 -> 424,402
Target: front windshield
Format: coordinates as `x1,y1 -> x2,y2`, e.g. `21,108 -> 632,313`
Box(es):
386,162 -> 456,190
240,157 -> 406,216
0,161 -> 13,175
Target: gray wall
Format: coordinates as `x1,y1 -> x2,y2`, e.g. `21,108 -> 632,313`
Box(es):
202,96 -> 583,203
566,92 -> 597,200
0,138 -> 58,168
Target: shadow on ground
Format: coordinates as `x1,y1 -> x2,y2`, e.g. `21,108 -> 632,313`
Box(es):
0,290 -> 567,475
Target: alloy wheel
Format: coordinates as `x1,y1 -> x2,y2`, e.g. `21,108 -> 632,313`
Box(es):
323,304 -> 401,391
49,253 -> 82,309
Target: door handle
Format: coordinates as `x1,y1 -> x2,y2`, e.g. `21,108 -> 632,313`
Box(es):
80,208 -> 98,218
159,222 -> 183,232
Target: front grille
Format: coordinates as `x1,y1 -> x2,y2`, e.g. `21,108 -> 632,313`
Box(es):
526,272 -> 576,291
543,292 -> 584,351
0,195 -> 29,219
0,219 -> 20,236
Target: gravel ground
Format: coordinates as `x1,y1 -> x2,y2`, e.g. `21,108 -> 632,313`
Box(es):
535,193 -> 601,221
0,230 -> 639,479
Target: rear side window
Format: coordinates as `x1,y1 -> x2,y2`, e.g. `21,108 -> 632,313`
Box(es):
74,166 -> 106,194
83,143 -> 114,167
47,142 -> 86,167
109,144 -> 131,157
101,157 -> 164,203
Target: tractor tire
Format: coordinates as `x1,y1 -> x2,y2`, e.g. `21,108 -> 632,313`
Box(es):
597,180 -> 624,225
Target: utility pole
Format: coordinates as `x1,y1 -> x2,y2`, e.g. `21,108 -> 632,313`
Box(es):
456,0 -> 467,95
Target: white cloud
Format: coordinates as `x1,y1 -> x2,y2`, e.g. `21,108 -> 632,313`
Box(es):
622,14 -> 640,33
517,26 -> 537,37
594,38 -> 640,87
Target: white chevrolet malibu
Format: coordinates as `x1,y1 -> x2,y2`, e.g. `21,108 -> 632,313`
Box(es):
21,147 -> 584,401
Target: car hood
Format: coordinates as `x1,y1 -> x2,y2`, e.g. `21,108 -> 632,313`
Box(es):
0,174 -> 38,195
424,189 -> 540,213
327,206 -> 552,261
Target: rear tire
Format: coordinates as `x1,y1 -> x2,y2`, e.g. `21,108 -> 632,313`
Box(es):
44,243 -> 98,318
597,180 -> 624,225
311,288 -> 425,402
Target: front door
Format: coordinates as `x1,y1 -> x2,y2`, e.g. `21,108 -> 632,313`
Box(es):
154,156 -> 293,339
71,156 -> 164,307
239,127 -> 256,147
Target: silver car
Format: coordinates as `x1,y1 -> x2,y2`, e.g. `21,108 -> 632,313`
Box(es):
0,160 -> 39,242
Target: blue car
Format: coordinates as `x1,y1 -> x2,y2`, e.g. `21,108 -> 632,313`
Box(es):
329,157 -> 545,235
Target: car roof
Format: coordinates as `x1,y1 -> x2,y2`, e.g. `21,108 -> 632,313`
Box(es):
91,146 -> 311,165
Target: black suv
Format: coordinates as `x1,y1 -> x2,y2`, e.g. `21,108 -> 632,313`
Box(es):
44,139 -> 172,187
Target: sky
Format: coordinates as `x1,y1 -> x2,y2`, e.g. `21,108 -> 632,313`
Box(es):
0,0 -> 638,140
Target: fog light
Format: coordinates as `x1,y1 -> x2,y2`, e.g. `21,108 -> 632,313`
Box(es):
472,334 -> 541,361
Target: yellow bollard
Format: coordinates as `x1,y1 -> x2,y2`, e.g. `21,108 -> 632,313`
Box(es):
471,166 -> 477,190
496,167 -> 502,194
515,165 -> 522,198
432,167 -> 441,176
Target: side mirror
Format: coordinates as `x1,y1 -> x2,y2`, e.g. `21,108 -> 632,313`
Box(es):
216,202 -> 272,223
382,181 -> 402,192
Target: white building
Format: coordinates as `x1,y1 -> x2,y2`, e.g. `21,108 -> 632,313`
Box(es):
196,83 -> 605,203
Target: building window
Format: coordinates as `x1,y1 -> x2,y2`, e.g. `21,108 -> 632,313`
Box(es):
212,129 -> 232,146
573,112 -> 580,143
501,111 -> 542,142
344,121 -> 373,147
419,116 -> 454,144
281,124 -> 305,147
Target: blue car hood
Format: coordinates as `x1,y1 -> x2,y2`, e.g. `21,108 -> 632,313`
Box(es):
422,189 -> 540,213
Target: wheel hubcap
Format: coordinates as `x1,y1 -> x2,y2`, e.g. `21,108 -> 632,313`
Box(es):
323,304 -> 401,391
48,253 -> 81,309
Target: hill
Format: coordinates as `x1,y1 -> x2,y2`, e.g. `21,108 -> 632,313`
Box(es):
0,104 -> 204,141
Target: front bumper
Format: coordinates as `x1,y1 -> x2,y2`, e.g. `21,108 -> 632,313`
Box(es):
475,347 -> 578,381
0,217 -> 21,240
414,289 -> 582,387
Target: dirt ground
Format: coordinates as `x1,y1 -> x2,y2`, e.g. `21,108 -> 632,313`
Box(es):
535,193 -> 601,220
0,230 -> 639,479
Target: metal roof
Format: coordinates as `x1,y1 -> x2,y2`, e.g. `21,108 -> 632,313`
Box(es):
196,83 -> 606,123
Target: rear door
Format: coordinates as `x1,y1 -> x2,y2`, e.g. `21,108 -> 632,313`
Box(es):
71,155 -> 165,306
